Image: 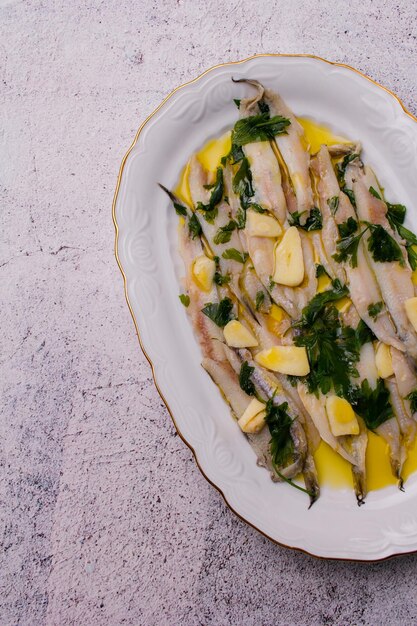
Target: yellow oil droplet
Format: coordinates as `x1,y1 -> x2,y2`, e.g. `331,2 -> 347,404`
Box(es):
298,117 -> 349,155
197,131 -> 231,172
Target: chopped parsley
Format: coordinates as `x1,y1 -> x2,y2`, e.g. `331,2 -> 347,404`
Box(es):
368,302 -> 383,320
336,152 -> 359,185
233,156 -> 255,213
343,188 -> 356,208
173,201 -> 187,216
255,290 -> 265,311
315,264 -> 330,278
352,379 -> 394,431
333,217 -> 363,267
201,298 -> 234,327
327,196 -> 339,215
295,279 -> 349,327
335,153 -> 359,207
239,361 -> 256,396
213,271 -> 231,286
265,399 -> 294,468
222,248 -> 248,264
213,220 -> 237,245
188,213 -> 202,239
196,167 -> 224,219
294,305 -> 359,398
369,186 -> 381,199
179,294 -> 190,307
258,99 -> 270,115
232,113 -> 290,147
333,217 -> 404,267
386,202 -> 417,270
288,207 -> 323,231
293,281 -> 362,398
366,222 -> 405,266
406,390 -> 417,413
355,319 -> 376,347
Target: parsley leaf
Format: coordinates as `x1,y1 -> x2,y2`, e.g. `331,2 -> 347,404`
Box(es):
173,201 -> 187,216
386,202 -> 417,269
295,279 -> 349,327
327,196 -> 339,215
366,223 -> 404,266
315,264 -> 330,278
352,379 -> 393,430
294,306 -> 359,398
196,167 -> 224,214
258,99 -> 270,115
188,213 -> 202,239
233,156 -> 255,210
179,294 -> 190,307
343,188 -> 356,208
221,143 -> 245,166
335,154 -> 359,207
338,216 -> 359,238
355,319 -> 376,347
222,248 -> 248,264
255,290 -> 265,311
336,153 -> 359,184
213,220 -> 237,245
232,113 -> 290,147
368,302 -> 383,320
265,400 -> 294,468
239,361 -> 256,396
201,298 -> 234,327
333,218 -> 364,267
369,186 -> 381,199
406,390 -> 417,413
233,98 -> 241,109
213,271 -> 231,286
288,207 -> 323,231
407,245 -> 417,271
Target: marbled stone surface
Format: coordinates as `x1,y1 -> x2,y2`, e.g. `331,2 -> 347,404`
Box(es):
1,1 -> 417,624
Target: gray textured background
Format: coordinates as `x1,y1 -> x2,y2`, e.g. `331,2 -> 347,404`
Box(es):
2,1 -> 417,625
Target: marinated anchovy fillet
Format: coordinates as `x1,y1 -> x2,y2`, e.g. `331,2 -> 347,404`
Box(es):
346,163 -> 417,359
313,147 -> 404,351
162,79 -> 417,507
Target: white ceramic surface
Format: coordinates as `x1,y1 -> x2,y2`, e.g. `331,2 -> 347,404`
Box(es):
114,55 -> 417,560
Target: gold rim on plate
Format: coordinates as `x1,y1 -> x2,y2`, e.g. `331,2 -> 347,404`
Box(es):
112,53 -> 417,562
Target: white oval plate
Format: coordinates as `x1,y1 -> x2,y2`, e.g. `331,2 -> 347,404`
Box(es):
113,55 -> 417,561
